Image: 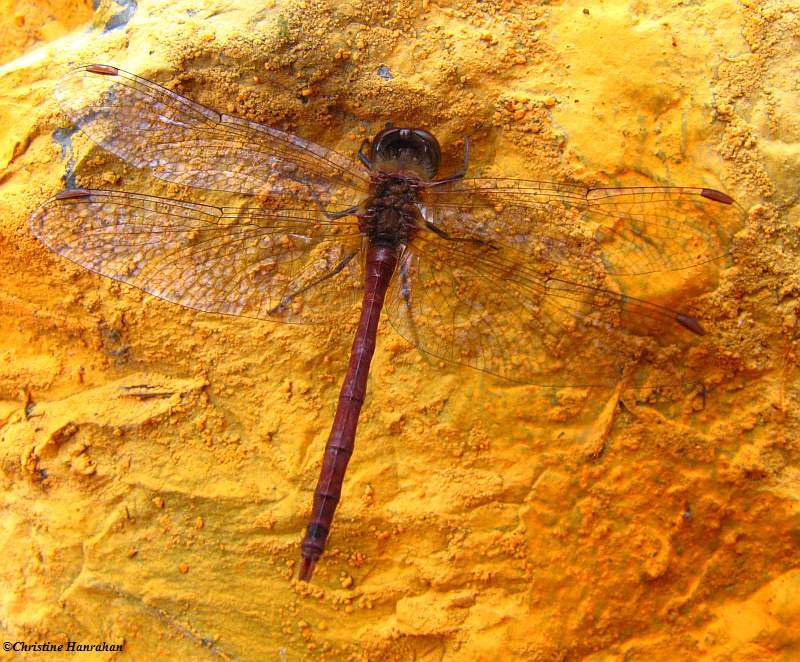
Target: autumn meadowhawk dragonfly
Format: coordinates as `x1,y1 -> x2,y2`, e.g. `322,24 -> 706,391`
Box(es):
29,64 -> 743,581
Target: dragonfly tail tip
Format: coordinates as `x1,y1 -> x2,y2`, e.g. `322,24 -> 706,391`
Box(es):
298,556 -> 316,582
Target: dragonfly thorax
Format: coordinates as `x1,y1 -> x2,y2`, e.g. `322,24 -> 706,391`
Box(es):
361,172 -> 422,246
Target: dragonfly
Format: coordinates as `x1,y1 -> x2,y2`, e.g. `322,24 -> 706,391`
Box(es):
29,64 -> 743,581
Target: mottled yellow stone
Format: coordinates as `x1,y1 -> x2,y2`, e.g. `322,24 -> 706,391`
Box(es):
0,0 -> 797,660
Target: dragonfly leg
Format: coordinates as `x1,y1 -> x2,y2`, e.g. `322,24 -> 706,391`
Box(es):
310,191 -> 360,220
424,218 -> 496,249
268,251 -> 358,316
357,138 -> 373,168
424,220 -> 455,239
427,136 -> 470,187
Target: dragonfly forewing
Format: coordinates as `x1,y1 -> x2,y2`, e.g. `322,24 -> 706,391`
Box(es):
55,65 -> 370,208
422,179 -> 743,275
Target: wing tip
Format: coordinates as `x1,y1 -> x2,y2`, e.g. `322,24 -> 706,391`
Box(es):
700,188 -> 734,205
676,313 -> 706,336
55,188 -> 93,200
85,64 -> 120,76
29,189 -> 93,237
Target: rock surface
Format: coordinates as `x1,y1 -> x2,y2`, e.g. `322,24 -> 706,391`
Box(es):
1,0 -> 798,659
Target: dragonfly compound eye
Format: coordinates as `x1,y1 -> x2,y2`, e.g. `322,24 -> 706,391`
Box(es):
370,127 -> 441,178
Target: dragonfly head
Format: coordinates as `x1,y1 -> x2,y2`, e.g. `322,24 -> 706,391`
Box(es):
370,127 -> 441,179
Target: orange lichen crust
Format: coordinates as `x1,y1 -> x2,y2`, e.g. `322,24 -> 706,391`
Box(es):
1,0 -> 798,660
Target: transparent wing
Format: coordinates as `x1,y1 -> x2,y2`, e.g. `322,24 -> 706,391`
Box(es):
387,222 -> 718,387
29,189 -> 364,324
422,179 -> 744,275
55,65 -> 370,207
